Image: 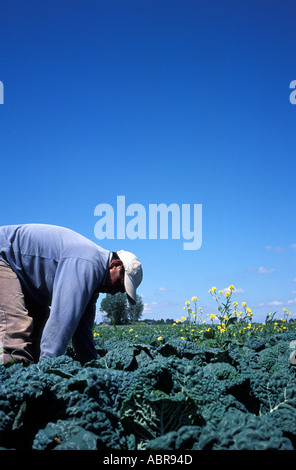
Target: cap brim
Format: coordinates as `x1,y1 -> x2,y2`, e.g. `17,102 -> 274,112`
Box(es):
124,273 -> 137,305
126,294 -> 136,306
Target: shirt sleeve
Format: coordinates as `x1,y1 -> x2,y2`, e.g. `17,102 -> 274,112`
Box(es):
39,257 -> 101,360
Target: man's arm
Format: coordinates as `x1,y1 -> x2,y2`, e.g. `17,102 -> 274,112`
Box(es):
72,292 -> 99,364
39,258 -> 101,361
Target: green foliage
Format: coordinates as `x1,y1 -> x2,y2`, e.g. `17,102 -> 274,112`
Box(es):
146,409 -> 294,451
33,420 -> 100,450
127,295 -> 144,323
177,288 -> 296,350
199,408 -> 293,450
100,292 -> 128,325
120,391 -> 200,447
99,293 -> 144,325
0,328 -> 295,450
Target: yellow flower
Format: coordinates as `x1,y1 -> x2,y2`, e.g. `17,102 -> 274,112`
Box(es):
176,318 -> 181,323
242,302 -> 247,307
157,336 -> 163,341
181,337 -> 185,340
181,316 -> 186,321
229,285 -> 235,291
283,307 -> 287,312
210,314 -> 217,320
172,322 -> 176,326
225,292 -> 231,298
193,314 -> 197,318
191,296 -> 198,302
185,301 -> 190,306
93,332 -> 99,337
209,286 -> 217,293
233,301 -> 238,307
129,328 -> 134,332
218,290 -> 223,294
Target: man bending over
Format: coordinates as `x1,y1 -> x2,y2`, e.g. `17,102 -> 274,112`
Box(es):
0,224 -> 143,365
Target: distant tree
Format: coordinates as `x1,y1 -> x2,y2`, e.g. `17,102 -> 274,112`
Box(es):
127,294 -> 144,323
99,293 -> 144,325
100,293 -> 128,325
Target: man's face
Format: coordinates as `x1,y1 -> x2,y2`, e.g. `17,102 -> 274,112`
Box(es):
101,261 -> 125,295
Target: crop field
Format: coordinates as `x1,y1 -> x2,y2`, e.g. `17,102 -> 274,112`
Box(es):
0,288 -> 296,451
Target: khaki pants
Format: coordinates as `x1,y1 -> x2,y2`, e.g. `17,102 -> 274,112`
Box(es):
0,260 -> 49,366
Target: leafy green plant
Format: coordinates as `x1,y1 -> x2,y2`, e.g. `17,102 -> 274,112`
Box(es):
120,390 -> 199,448
0,290 -> 296,451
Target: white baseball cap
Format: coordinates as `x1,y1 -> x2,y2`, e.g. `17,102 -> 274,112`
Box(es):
116,250 -> 143,305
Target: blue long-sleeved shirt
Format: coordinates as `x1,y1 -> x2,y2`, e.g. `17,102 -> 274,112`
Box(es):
0,224 -> 111,363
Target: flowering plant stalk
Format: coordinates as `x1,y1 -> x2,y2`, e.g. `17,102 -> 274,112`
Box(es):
170,286 -> 295,347
207,285 -> 256,347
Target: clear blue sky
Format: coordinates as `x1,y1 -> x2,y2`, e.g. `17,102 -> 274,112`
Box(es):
0,0 -> 295,322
